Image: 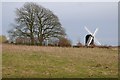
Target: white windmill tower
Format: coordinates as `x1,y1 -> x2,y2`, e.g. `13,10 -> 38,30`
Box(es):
84,26 -> 101,47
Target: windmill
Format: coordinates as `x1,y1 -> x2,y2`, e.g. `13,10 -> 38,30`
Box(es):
84,26 -> 101,47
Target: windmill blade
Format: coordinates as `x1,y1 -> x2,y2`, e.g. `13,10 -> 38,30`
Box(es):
93,28 -> 98,36
85,26 -> 92,35
95,37 -> 101,45
87,36 -> 93,46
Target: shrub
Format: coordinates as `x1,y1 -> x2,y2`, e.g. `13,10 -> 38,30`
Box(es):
58,37 -> 72,47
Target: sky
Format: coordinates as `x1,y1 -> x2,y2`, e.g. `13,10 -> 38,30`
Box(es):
1,2 -> 118,46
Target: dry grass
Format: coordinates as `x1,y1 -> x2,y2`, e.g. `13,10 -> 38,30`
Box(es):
2,44 -> 118,78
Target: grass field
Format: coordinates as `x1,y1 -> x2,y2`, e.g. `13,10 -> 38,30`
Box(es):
2,44 -> 118,78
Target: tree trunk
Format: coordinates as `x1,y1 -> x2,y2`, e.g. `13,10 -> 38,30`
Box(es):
39,35 -> 43,46
31,37 -> 34,45
30,36 -> 34,45
30,30 -> 34,45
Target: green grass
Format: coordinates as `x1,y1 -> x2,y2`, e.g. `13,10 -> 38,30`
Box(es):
2,44 -> 118,78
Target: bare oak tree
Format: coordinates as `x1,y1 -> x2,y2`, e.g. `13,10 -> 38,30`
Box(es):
8,2 -> 66,45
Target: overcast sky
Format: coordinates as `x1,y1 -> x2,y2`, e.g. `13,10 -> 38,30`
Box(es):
1,2 -> 118,46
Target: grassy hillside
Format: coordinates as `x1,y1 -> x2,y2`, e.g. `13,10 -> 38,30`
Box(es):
2,44 -> 118,78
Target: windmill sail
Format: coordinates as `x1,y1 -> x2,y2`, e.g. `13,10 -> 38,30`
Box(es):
84,26 -> 101,46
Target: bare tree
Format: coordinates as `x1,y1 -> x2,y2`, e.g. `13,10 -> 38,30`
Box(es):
58,37 -> 72,47
8,2 -> 66,45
